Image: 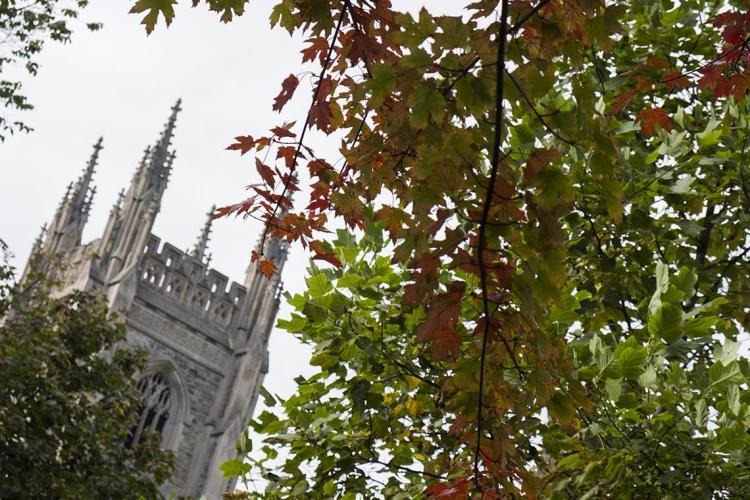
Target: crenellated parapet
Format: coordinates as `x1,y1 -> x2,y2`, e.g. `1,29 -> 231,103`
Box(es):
138,234 -> 247,336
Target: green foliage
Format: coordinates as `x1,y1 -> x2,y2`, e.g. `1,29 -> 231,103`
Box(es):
244,224 -> 750,498
0,0 -> 100,140
133,0 -> 750,496
0,249 -> 173,498
249,228 -> 455,498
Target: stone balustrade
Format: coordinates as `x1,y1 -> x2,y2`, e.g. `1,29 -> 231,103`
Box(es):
138,234 -> 246,329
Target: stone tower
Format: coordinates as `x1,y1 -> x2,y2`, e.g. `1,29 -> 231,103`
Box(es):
23,102 -> 288,498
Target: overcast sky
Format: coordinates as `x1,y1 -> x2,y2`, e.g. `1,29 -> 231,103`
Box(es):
1,0 -> 327,399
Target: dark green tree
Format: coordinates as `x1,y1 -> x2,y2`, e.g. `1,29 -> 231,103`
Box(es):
0,0 -> 100,140
0,244 -> 173,499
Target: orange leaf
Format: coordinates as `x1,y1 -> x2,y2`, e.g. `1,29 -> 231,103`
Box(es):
259,259 -> 276,278
226,135 -> 255,155
312,252 -> 342,268
310,240 -> 342,268
301,36 -> 329,64
636,107 -> 671,136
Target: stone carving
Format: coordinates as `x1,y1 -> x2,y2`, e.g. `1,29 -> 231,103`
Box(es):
129,302 -> 230,370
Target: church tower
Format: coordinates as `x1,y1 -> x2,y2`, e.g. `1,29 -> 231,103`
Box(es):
24,103 -> 287,498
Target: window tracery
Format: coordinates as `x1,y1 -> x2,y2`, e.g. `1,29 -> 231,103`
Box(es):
126,372 -> 173,447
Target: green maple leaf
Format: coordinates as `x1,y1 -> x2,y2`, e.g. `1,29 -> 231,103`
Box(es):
270,1 -> 295,34
368,63 -> 396,107
205,0 -> 248,22
130,0 -> 177,34
409,84 -> 445,129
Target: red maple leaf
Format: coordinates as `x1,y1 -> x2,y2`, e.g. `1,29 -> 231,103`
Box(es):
271,125 -> 297,139
424,478 -> 472,499
416,281 -> 466,361
307,159 -> 331,176
403,254 -> 440,305
524,148 -> 563,184
712,11 -> 750,44
255,158 -> 275,187
276,146 -> 297,169
309,100 -> 333,132
698,65 -> 732,96
729,71 -> 750,101
213,198 -> 259,219
259,259 -> 276,278
226,135 -> 255,155
301,36 -> 329,64
637,107 -> 671,136
611,89 -> 636,115
272,74 -> 299,112
663,71 -> 690,90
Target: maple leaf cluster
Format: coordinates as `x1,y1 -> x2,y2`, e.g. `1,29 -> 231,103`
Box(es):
131,0 -> 750,497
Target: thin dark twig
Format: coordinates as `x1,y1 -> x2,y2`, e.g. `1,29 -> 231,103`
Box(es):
660,35 -> 750,84
474,0 -> 520,489
259,5 -> 347,251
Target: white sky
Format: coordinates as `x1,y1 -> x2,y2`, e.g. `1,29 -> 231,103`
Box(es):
0,1 -> 323,403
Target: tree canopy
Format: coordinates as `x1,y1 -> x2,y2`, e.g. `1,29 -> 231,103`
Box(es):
0,248 -> 173,499
130,0 -> 750,497
0,0 -> 100,140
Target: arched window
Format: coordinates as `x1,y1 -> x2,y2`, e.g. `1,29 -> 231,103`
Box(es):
127,372 -> 173,447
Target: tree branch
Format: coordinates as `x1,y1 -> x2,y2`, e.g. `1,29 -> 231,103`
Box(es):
259,4 -> 347,251
474,0 -> 520,490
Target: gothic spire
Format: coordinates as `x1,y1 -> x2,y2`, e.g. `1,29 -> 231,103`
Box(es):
98,101 -> 182,281
142,100 -> 180,198
68,137 -> 101,227
191,205 -> 215,263
111,188 -> 125,215
45,139 -> 102,255
151,100 -> 180,170
71,137 -> 102,209
30,223 -> 47,255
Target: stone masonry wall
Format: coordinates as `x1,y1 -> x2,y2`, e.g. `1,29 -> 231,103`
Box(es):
126,301 -> 226,490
